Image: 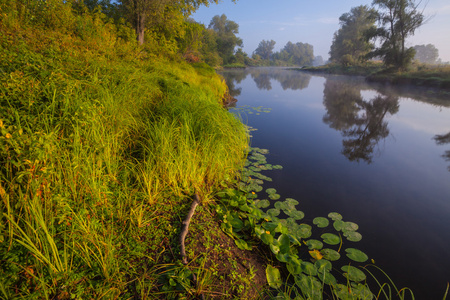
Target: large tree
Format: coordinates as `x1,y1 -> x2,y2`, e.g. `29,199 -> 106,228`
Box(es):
275,41 -> 314,66
208,14 -> 243,64
371,0 -> 425,69
329,5 -> 377,65
413,44 -> 439,64
120,0 -> 228,45
254,40 -> 276,60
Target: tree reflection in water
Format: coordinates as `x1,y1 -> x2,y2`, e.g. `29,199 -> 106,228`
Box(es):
250,68 -> 311,91
433,132 -> 450,171
323,79 -> 399,163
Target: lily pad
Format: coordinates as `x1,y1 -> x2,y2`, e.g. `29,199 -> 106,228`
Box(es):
301,262 -> 318,276
266,188 -> 277,195
345,248 -> 369,263
321,233 -> 341,245
296,224 -> 312,239
341,265 -> 366,282
285,209 -> 304,220
255,199 -> 270,209
313,217 -> 329,228
267,208 -> 280,217
274,201 -> 287,210
318,271 -> 337,285
266,265 -> 282,289
305,239 -> 323,250
285,198 -> 299,208
268,193 -> 281,200
344,231 -> 362,242
273,165 -> 283,170
315,259 -> 332,273
295,274 -> 322,298
333,220 -> 345,231
320,248 -> 341,261
328,212 -> 343,221
343,222 -> 359,232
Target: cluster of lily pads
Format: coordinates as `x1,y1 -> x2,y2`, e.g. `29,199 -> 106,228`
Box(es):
215,147 -> 374,299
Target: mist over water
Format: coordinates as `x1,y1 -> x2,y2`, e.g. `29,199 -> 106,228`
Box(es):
222,67 -> 450,299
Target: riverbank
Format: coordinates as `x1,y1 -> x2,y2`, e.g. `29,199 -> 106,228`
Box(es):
0,5 -> 270,298
301,62 -> 450,91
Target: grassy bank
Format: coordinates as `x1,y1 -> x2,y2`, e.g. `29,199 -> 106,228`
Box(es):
0,2 -> 259,298
302,62 -> 450,91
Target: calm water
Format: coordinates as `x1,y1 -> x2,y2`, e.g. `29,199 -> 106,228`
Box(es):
222,68 -> 450,299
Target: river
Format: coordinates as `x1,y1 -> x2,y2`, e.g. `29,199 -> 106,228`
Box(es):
222,67 -> 450,299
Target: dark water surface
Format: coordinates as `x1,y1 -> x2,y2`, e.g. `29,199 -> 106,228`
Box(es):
221,68 -> 450,299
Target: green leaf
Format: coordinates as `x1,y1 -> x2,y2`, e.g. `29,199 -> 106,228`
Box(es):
301,262 -> 318,276
266,188 -> 277,195
263,222 -> 278,231
235,239 -> 252,250
274,201 -> 287,210
320,248 -> 341,261
295,274 -> 322,298
285,198 -> 299,208
296,224 -> 312,239
344,231 -> 362,242
269,193 -> 281,200
227,214 -> 243,230
315,259 -> 332,274
287,261 -> 302,275
351,283 -> 374,299
318,271 -> 337,285
341,265 -> 366,282
266,265 -> 282,289
313,217 -> 329,228
278,234 -> 291,254
261,233 -> 274,245
321,233 -> 341,245
285,209 -> 304,220
273,165 -> 283,170
343,222 -> 359,232
305,239 -> 323,250
345,248 -> 369,262
328,212 -> 343,221
270,243 -> 280,255
267,208 -> 280,217
255,199 -> 270,208
276,252 -> 290,263
333,220 -> 345,231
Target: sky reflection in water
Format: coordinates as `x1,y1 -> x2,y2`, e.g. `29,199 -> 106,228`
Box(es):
222,68 -> 450,299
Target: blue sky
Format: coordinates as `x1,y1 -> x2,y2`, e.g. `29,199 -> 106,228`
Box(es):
192,0 -> 450,62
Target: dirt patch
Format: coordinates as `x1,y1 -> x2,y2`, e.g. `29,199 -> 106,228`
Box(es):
184,203 -> 269,299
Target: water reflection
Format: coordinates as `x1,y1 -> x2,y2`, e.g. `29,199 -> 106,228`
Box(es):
433,132 -> 450,171
322,79 -> 399,163
221,68 -> 312,93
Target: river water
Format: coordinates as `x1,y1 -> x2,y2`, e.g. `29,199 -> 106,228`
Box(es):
221,67 -> 450,299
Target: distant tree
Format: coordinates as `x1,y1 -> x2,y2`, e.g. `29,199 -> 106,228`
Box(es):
413,44 -> 439,64
254,40 -> 276,60
277,41 -> 314,66
313,56 -> 325,66
370,0 -> 425,69
329,5 -> 377,65
208,14 -> 243,65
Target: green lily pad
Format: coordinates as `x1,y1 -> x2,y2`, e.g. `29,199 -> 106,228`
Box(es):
341,265 -> 366,282
315,259 -> 332,273
255,199 -> 270,208
266,265 -> 282,289
273,165 -> 283,170
295,274 -> 322,298
274,201 -> 287,210
268,193 -> 281,200
344,231 -> 362,242
266,188 -> 277,195
285,198 -> 299,208
278,234 -> 291,254
287,261 -> 302,275
313,217 -> 329,228
321,233 -> 341,245
262,222 -> 278,231
301,262 -> 318,276
318,271 -> 337,285
320,248 -> 341,261
343,222 -> 359,232
346,248 -> 369,262
267,208 -> 280,217
305,239 -> 323,250
285,209 -> 304,220
351,283 -> 374,299
333,220 -> 345,231
328,212 -> 343,221
296,224 -> 312,239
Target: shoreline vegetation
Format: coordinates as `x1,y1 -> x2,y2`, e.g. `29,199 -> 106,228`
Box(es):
0,2 -> 271,298
300,62 -> 450,92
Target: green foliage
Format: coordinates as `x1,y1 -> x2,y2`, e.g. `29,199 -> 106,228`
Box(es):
208,14 -> 243,65
329,5 -> 377,65
0,2 -> 248,297
413,44 -> 439,64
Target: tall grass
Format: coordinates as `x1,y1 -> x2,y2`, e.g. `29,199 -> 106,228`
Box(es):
0,1 -> 248,297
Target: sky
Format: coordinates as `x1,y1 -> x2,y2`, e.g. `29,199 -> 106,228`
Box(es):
191,0 -> 450,62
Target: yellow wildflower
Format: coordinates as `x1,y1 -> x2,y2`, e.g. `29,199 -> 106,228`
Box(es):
5,133 -> 12,139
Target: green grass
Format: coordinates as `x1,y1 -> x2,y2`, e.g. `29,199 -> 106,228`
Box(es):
0,2 -> 249,298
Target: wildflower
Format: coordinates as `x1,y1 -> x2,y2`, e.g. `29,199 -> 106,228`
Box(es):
5,133 -> 12,139
0,119 -> 3,128
265,231 -> 270,235
251,192 -> 255,194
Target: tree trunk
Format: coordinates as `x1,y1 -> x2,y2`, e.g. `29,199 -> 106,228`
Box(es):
136,13 -> 145,45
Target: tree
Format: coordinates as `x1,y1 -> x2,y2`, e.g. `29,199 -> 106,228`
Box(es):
413,44 -> 439,64
371,0 -> 425,69
208,14 -> 243,64
254,40 -> 276,60
329,5 -> 377,65
276,41 -> 314,66
119,0 -> 228,45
